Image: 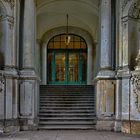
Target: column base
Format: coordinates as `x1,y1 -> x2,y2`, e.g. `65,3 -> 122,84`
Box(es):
114,120 -> 122,132
19,118 -> 38,131
0,119 -> 20,133
122,120 -> 140,135
19,69 -> 39,131
95,69 -> 115,80
96,119 -> 115,131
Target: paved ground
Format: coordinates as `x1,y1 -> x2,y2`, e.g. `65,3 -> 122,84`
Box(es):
0,130 -> 140,140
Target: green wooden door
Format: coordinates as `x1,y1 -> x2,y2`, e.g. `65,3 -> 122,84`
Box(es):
48,51 -> 87,85
47,34 -> 87,85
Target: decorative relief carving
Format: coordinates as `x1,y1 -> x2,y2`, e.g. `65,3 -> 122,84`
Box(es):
129,1 -> 140,19
0,15 -> 14,29
3,0 -> 15,8
122,0 -> 132,11
131,50 -> 140,113
0,73 -> 5,94
131,74 -> 140,113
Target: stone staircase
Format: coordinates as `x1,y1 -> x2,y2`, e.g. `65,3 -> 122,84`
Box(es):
39,85 -> 96,129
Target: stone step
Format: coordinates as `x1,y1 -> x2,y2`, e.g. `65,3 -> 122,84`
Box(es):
39,121 -> 96,125
39,85 -> 96,129
40,95 -> 94,98
40,89 -> 94,94
40,100 -> 94,103
38,125 -> 95,130
39,113 -> 96,116
39,110 -> 95,113
40,106 -> 95,109
40,99 -> 94,101
40,104 -> 95,107
39,117 -> 96,120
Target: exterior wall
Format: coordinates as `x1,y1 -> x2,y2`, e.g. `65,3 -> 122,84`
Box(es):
0,0 -> 140,135
116,0 -> 140,135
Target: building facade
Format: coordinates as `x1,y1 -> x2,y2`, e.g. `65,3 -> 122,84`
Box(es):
0,0 -> 140,134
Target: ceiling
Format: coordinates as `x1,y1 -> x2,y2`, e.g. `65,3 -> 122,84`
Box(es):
36,0 -> 100,40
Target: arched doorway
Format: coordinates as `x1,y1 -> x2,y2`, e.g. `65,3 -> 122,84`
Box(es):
47,34 -> 87,85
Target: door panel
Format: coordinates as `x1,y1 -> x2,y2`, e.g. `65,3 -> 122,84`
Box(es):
55,53 -> 66,82
68,53 -> 79,82
48,51 -> 87,85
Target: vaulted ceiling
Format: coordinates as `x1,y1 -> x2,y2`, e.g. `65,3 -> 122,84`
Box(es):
36,0 -> 99,40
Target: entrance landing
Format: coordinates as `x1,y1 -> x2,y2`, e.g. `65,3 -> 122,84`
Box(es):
0,130 -> 139,140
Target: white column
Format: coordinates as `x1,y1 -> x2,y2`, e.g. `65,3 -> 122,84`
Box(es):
0,16 -> 14,67
100,0 -> 112,69
42,43 -> 47,85
87,45 -> 93,85
96,0 -> 115,131
122,17 -> 129,67
36,40 -> 41,76
22,0 -> 35,68
19,0 -> 39,130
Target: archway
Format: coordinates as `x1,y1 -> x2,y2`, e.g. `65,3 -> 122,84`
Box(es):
47,34 -> 87,85
41,27 -> 95,85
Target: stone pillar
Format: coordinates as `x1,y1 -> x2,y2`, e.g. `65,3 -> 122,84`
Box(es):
41,43 -> 47,85
114,79 -> 122,131
100,0 -> 112,70
95,0 -> 115,131
36,40 -> 41,77
19,0 -> 39,130
115,10 -> 132,134
87,44 -> 93,85
0,1 -> 20,133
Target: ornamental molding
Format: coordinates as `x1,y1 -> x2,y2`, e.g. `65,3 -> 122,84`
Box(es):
131,73 -> 140,113
122,0 -> 132,11
131,50 -> 140,113
0,15 -> 14,29
3,0 -> 15,8
0,15 -> 14,23
0,74 -> 5,94
128,1 -> 140,19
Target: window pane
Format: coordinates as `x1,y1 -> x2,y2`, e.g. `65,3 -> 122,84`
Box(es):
48,42 -> 53,49
48,53 -> 52,81
54,42 -> 60,49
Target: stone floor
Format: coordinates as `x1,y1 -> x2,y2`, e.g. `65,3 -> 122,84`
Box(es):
0,130 -> 140,140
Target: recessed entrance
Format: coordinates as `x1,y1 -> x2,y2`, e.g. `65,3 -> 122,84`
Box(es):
47,34 -> 87,85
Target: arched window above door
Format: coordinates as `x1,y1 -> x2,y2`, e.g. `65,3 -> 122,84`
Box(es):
48,34 -> 87,50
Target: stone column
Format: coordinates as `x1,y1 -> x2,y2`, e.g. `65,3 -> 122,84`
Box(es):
36,40 -> 41,76
95,0 -> 115,131
42,43 -> 47,85
100,0 -> 112,70
87,44 -> 93,85
22,0 -> 35,68
0,1 -> 20,133
19,0 -> 39,130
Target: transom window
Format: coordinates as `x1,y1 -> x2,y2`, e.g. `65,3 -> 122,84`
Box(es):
48,34 -> 87,50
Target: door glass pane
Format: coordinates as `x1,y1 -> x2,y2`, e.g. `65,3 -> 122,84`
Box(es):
55,53 -> 65,81
82,53 -> 87,81
48,53 -> 52,82
68,53 -> 79,82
